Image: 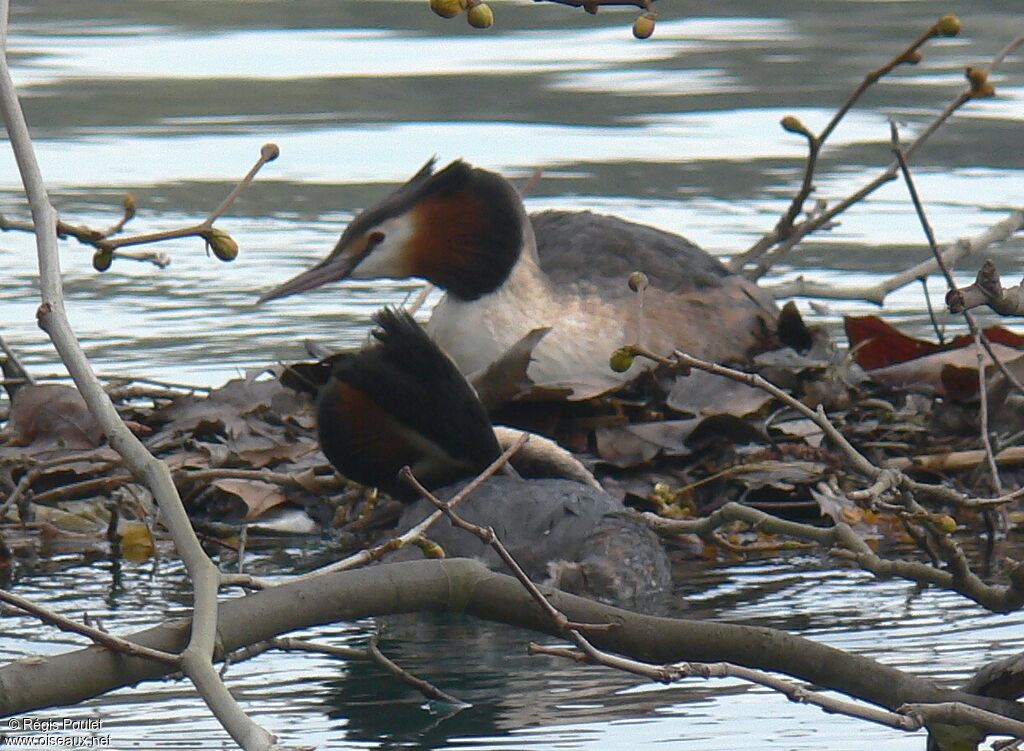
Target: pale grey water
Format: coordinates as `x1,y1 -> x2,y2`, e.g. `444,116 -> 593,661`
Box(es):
0,1 -> 1023,749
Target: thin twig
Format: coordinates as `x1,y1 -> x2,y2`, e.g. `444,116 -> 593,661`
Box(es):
890,120 -> 1003,492
0,4 -> 276,745
0,588 -> 179,665
0,335 -> 33,386
280,433 -> 530,587
366,635 -> 467,706
765,211 -> 1023,304
644,499 -> 1023,612
920,276 -> 944,344
399,466 -> 616,635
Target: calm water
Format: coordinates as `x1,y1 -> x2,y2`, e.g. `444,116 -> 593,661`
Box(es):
0,0 -> 1023,748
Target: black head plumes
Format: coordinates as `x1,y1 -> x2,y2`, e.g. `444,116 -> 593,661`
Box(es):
316,308 -> 501,497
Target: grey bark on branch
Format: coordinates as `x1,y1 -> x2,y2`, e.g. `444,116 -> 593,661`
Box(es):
767,209 -> 1024,304
948,257 -> 1024,316
2,559 -> 1023,731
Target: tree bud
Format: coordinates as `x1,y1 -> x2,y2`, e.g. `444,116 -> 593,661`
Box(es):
467,2 -> 493,28
93,249 -> 113,272
628,270 -> 649,292
936,14 -> 960,37
609,346 -> 636,373
632,12 -> 656,39
430,0 -> 462,18
206,227 -> 239,262
261,143 -> 280,162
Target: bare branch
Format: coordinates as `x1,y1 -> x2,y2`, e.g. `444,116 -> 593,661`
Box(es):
766,210 -> 1024,304
0,588 -> 179,666
730,29 -> 1020,279
279,432 -> 530,588
0,5 -> 275,747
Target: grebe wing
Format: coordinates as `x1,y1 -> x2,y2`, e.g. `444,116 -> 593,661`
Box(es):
529,210 -> 731,297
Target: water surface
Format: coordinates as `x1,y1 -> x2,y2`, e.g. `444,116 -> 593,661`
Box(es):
0,1 -> 1022,748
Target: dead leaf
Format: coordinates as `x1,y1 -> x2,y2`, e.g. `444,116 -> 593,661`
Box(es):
667,370 -> 771,418
595,420 -> 698,468
150,376 -> 301,439
771,418 -> 825,448
118,520 -> 156,561
846,315 -> 1024,371
869,345 -> 1024,396
10,384 -> 103,449
211,478 -> 287,520
227,433 -> 318,469
470,326 -> 551,411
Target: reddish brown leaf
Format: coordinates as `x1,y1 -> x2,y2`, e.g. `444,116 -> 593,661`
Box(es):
846,315 -> 1024,371
940,364 -> 979,402
845,316 -> 943,370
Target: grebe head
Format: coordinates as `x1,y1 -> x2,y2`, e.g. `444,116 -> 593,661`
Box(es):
259,159 -> 524,304
316,307 -> 503,497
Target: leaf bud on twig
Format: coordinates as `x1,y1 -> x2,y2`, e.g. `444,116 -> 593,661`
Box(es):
632,11 -> 656,40
414,538 -> 446,559
935,14 -> 961,37
965,66 -> 996,98
430,0 -> 462,18
932,514 -> 958,534
260,143 -> 280,162
609,346 -> 637,373
628,270 -> 649,293
467,2 -> 494,28
780,115 -> 814,140
92,249 -> 113,272
205,227 -> 239,262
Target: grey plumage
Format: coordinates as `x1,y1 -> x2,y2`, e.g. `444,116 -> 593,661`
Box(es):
531,209 -> 730,297
396,477 -> 671,604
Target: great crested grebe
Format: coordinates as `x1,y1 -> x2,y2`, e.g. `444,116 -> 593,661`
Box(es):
260,159 -> 777,400
315,307 -> 670,601
314,307 -> 597,497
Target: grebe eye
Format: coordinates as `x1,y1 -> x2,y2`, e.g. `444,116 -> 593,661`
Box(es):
367,231 -> 385,248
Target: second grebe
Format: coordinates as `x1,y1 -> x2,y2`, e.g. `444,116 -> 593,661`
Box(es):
314,307 -> 597,497
311,307 -> 670,601
260,159 -> 777,400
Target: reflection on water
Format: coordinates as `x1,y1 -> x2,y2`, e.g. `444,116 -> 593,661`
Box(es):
0,0 -> 1021,386
0,0 -> 1023,748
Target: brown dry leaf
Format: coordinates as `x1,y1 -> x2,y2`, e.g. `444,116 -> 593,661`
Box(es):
667,370 -> 771,418
10,384 -> 103,449
211,478 -> 287,520
229,434 -> 318,469
810,485 -> 882,539
771,418 -> 824,448
151,376 -> 293,438
868,346 -> 1024,396
470,326 -> 550,411
595,420 -> 697,468
162,449 -> 215,471
595,426 -> 660,468
732,460 -> 826,491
